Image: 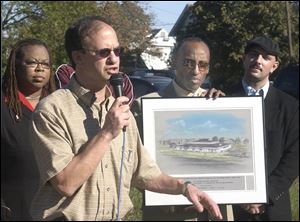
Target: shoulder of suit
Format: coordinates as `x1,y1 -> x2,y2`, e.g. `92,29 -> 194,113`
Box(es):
224,82 -> 244,96
269,86 -> 299,107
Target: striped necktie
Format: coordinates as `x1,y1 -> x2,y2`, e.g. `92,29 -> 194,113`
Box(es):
258,89 -> 264,97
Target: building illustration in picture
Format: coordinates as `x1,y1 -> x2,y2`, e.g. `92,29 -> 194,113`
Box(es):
173,138 -> 232,153
154,109 -> 254,174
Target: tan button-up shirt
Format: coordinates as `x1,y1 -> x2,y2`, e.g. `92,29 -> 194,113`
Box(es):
30,76 -> 161,221
172,80 -> 207,97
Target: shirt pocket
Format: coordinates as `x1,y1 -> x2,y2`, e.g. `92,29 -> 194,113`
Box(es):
122,148 -> 135,189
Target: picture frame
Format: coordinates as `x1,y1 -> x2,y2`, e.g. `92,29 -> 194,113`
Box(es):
142,96 -> 267,206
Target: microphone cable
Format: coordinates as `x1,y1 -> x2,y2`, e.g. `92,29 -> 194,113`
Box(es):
116,130 -> 126,221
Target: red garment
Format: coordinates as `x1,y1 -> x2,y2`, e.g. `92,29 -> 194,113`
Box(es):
4,91 -> 34,112
54,64 -> 75,89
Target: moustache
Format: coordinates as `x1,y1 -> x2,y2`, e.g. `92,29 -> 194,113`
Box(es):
249,64 -> 262,71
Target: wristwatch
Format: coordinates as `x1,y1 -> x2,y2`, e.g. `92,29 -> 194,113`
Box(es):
182,181 -> 193,196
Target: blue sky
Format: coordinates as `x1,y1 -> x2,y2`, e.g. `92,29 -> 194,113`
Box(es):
145,1 -> 196,33
155,110 -> 251,140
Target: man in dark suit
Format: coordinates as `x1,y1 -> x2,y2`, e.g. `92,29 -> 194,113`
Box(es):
227,36 -> 299,221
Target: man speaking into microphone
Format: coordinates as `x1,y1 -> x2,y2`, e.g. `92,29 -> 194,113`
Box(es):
29,16 -> 223,221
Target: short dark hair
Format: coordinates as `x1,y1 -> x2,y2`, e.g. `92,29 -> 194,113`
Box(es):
64,16 -> 111,67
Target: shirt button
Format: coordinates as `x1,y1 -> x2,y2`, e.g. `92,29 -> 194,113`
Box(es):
107,187 -> 110,192
106,210 -> 110,215
105,164 -> 108,168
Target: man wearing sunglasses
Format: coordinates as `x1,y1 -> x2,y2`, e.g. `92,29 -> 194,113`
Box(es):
29,16 -> 223,221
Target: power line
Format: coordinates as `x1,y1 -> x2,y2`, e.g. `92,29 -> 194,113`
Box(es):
151,6 -> 176,15
155,22 -> 175,26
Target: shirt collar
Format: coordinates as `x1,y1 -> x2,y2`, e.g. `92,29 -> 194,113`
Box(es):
242,79 -> 269,99
172,80 -> 207,97
67,74 -> 114,109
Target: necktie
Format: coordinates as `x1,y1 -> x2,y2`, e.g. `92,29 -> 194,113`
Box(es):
258,89 -> 264,97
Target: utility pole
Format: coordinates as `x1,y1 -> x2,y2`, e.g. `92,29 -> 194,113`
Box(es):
285,1 -> 293,62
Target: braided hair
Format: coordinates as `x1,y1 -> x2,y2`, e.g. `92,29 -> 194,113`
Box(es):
2,38 -> 56,121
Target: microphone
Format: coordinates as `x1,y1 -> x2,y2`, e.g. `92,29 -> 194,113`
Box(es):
110,73 -> 126,220
110,74 -> 126,132
110,73 -> 124,97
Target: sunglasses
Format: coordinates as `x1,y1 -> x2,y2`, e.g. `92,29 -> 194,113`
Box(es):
183,59 -> 209,71
84,47 -> 121,58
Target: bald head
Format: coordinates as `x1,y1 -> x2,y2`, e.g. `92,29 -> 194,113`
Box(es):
173,37 -> 211,92
174,37 -> 210,62
82,21 -> 116,49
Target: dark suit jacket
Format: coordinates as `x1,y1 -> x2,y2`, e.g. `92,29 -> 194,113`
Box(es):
227,82 -> 299,221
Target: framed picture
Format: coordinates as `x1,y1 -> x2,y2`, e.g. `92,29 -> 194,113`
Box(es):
142,96 -> 267,206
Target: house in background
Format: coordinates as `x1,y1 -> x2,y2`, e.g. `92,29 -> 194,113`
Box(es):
140,28 -> 176,70
139,3 -> 196,70
169,3 -> 195,37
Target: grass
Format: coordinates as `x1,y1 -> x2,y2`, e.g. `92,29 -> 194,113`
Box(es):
124,188 -> 143,221
125,177 -> 299,221
290,177 -> 299,221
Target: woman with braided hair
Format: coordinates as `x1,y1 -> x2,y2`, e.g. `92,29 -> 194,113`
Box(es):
1,38 -> 56,220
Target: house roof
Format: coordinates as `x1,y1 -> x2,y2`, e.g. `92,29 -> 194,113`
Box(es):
169,3 -> 194,37
150,29 -> 161,37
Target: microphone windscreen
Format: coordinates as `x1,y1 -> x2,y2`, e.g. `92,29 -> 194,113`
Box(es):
110,74 -> 124,97
109,74 -> 126,132
110,74 -> 123,87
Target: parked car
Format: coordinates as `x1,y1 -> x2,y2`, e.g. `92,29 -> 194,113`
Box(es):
273,64 -> 299,99
129,74 -> 172,98
129,70 -> 213,98
130,69 -> 175,79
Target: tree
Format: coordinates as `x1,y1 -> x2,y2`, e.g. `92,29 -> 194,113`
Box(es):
219,137 -> 225,143
243,138 -> 249,144
1,1 -> 153,74
234,137 -> 241,144
1,1 -> 45,73
176,1 -> 299,90
99,1 -> 154,72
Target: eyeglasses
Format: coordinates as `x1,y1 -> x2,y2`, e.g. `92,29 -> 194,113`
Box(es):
24,60 -> 51,69
84,47 -> 121,58
183,59 -> 209,71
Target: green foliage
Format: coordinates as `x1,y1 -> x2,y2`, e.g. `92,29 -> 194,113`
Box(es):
124,187 -> 143,221
1,1 -> 153,73
177,1 -> 299,90
290,177 -> 299,221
